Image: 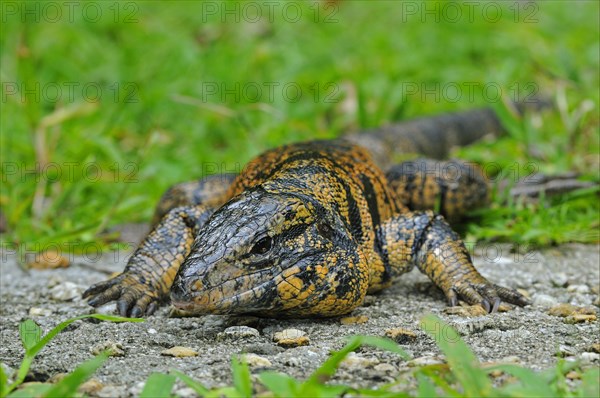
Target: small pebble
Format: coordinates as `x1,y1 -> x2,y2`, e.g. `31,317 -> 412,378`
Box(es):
78,379 -> 103,395
373,363 -> 395,373
90,341 -> 125,357
29,307 -> 52,316
97,386 -> 128,398
28,250 -> 70,269
161,346 -> 198,357
579,352 -> 600,364
242,353 -> 272,368
273,329 -> 309,348
148,328 -> 158,334
550,272 -> 569,288
93,303 -> 117,316
384,328 -> 417,344
217,326 -> 260,341
567,284 -> 590,294
569,293 -> 592,306
49,282 -> 81,301
48,373 -> 68,383
499,355 -> 521,364
590,343 -> 600,353
284,356 -> 303,367
532,294 -> 558,308
566,371 -> 581,380
175,387 -> 198,398
565,314 -> 597,324
340,352 -> 379,369
408,355 -> 444,367
128,381 -> 146,397
593,296 -> 600,307
549,304 -> 597,323
444,305 -> 487,317
548,303 -> 579,317
489,369 -> 504,378
558,345 -> 577,357
340,315 -> 369,325
47,275 -> 63,288
497,303 -> 513,312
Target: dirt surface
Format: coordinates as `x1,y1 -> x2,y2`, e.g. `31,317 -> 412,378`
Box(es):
1,231 -> 599,396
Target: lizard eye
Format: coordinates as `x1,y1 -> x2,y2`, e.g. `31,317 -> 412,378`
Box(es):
317,222 -> 334,240
250,236 -> 272,255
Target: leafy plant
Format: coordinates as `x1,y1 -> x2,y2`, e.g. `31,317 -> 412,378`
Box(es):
1,314 -> 142,398
4,313 -> 597,397
135,315 -> 599,398
2,1 -> 598,249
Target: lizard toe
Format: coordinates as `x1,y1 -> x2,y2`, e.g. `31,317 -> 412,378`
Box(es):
146,302 -> 158,316
117,294 -> 136,317
130,294 -> 158,318
453,282 -> 487,310
83,273 -> 125,300
444,288 -> 459,307
493,284 -> 531,307
463,282 -> 527,313
87,284 -> 122,307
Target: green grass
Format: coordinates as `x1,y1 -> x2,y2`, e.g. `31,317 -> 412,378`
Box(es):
1,314 -> 142,397
1,1 -> 598,254
3,314 -> 597,397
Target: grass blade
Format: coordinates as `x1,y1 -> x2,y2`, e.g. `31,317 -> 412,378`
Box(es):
577,367 -> 600,398
18,320 -> 42,352
420,314 -> 493,397
302,335 -> 408,397
0,363 -> 9,398
8,314 -> 142,395
416,372 -> 441,398
258,372 -> 299,397
140,373 -> 176,398
6,383 -> 51,398
415,366 -> 462,397
231,356 -> 252,398
42,352 -> 109,398
28,314 -> 142,359
489,364 -> 562,397
170,369 -> 209,396
306,336 -> 363,385
358,336 -> 410,359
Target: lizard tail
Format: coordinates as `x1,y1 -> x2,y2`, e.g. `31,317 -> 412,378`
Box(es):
344,100 -> 550,169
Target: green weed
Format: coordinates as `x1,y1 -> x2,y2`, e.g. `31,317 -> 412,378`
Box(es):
1,314 -> 142,398
3,314 -> 597,397
1,1 -> 598,251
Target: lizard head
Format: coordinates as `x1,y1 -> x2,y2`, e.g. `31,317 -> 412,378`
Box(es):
170,187 -> 369,317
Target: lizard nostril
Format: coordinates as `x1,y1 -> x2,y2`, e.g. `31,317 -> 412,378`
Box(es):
170,279 -> 189,302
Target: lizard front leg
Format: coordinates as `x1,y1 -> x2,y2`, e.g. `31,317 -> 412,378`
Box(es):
377,210 -> 530,312
83,205 -> 213,317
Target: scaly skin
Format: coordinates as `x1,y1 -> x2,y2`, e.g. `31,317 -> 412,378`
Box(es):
84,137 -> 530,317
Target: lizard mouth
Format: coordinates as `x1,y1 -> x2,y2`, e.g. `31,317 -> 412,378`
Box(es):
170,275 -> 281,315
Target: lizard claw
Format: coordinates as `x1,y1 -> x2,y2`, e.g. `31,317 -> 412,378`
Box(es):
445,281 -> 530,313
83,272 -> 161,317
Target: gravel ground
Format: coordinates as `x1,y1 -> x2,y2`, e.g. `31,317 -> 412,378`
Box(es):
1,229 -> 598,396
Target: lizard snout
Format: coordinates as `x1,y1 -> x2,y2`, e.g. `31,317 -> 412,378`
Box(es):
169,277 -> 193,308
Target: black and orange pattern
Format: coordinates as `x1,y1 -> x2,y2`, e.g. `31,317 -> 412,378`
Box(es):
84,110 -> 531,317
